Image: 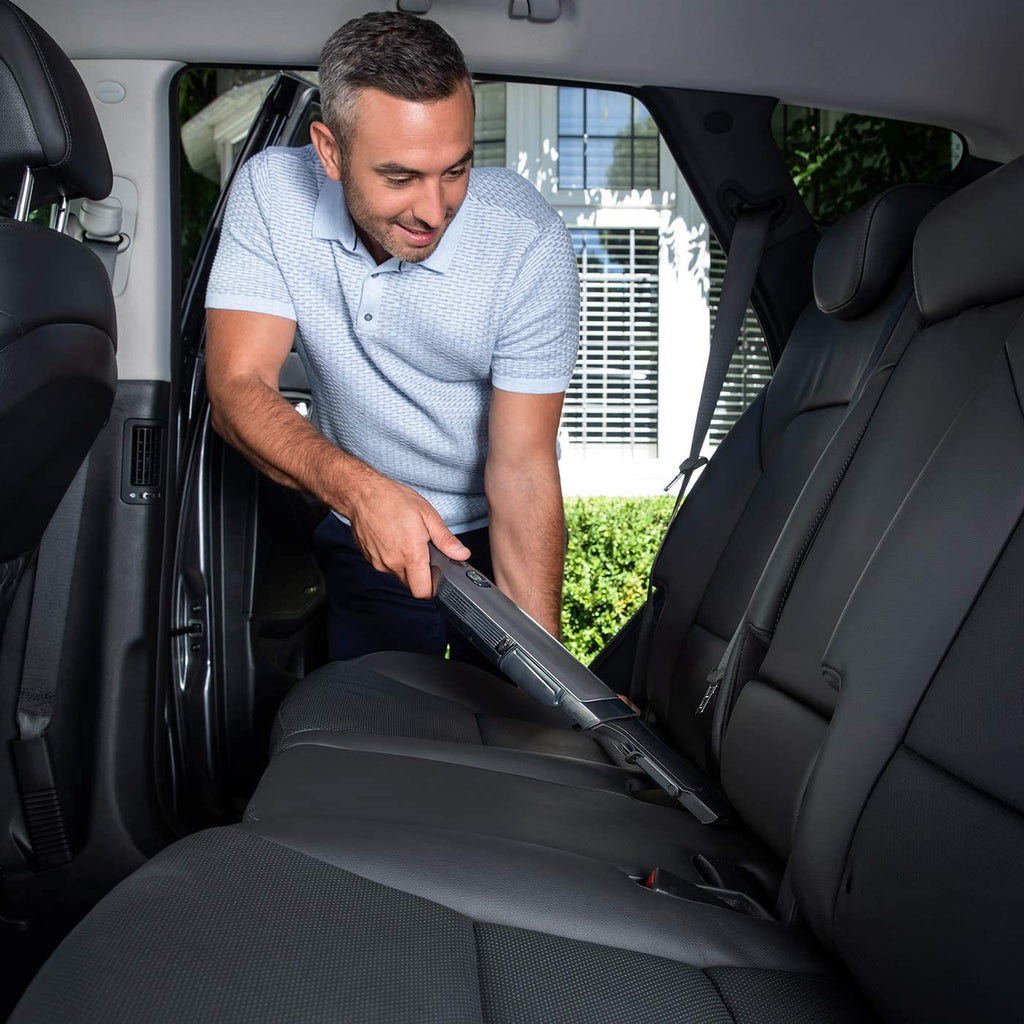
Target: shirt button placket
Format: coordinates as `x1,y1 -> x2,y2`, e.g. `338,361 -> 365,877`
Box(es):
359,268 -> 384,332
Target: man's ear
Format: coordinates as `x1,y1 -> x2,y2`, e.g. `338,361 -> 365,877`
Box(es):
309,121 -> 344,181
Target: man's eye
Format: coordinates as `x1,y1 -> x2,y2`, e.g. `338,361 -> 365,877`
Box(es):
445,166 -> 469,180
385,177 -> 412,187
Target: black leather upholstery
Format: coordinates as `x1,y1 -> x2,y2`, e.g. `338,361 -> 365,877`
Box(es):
19,142 -> 1024,1024
19,132 -> 1024,1024
913,154 -> 1024,323
813,185 -> 945,319
271,186 -> 941,780
0,0 -> 112,212
0,2 -> 117,565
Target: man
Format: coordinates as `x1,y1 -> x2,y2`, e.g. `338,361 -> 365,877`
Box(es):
205,12 -> 580,663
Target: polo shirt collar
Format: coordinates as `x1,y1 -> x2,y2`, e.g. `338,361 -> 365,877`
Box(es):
416,201 -> 464,274
311,174 -> 466,274
311,177 -> 358,251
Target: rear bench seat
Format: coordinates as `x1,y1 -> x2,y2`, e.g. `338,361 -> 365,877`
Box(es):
240,175 -> 995,890
270,183 -> 942,774
12,155 -> 1024,1024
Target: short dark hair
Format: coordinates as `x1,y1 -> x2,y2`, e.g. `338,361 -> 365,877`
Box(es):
319,12 -> 472,149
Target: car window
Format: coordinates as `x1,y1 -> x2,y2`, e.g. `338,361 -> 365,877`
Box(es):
773,104 -> 963,224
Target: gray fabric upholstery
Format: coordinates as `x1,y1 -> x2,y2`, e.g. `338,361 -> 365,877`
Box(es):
11,828 -> 484,1024
707,967 -> 877,1024
474,923 -> 734,1024
12,821 -> 867,1023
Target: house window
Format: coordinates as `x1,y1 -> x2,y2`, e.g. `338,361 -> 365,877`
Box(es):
557,88 -> 659,190
562,227 -> 660,451
707,235 -> 772,445
473,81 -> 506,167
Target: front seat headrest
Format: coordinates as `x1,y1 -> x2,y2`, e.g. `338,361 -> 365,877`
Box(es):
0,0 -> 112,213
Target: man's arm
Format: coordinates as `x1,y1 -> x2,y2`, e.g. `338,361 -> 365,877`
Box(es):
484,387 -> 567,637
205,308 -> 469,598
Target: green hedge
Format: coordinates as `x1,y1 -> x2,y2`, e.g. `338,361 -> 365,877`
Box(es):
560,494 -> 675,663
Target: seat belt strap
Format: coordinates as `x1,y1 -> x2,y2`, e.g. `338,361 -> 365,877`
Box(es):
667,208 -> 774,503
629,209 -> 773,705
10,456 -> 90,870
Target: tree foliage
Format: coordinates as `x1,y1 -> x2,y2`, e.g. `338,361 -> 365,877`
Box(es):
561,495 -> 675,663
778,111 -> 956,223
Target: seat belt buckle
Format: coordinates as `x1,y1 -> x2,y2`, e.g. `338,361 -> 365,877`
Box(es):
696,667 -> 723,716
10,735 -> 72,871
641,867 -> 772,919
664,455 -> 707,493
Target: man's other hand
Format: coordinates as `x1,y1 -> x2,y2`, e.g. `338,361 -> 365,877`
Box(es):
347,477 -> 470,599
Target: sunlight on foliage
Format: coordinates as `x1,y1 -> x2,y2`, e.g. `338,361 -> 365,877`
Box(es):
777,111 -> 956,223
561,494 -> 675,663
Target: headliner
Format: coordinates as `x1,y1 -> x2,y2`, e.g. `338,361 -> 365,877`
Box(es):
18,0 -> 1022,161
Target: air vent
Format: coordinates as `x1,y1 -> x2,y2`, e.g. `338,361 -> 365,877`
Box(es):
130,424 -> 161,486
121,419 -> 164,504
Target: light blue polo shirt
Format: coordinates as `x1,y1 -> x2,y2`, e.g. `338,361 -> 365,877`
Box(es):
206,144 -> 580,532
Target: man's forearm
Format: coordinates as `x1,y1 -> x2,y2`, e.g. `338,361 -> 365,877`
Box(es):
485,458 -> 566,637
209,372 -> 378,514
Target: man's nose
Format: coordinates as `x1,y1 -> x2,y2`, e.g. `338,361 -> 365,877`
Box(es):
411,179 -> 446,227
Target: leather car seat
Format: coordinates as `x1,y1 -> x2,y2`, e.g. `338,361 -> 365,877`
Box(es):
0,0 -> 117,631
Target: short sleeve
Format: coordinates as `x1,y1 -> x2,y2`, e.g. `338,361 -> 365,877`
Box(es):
491,219 -> 580,394
205,155 -> 297,321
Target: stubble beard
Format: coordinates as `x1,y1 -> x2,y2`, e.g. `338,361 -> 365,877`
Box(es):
340,170 -> 453,264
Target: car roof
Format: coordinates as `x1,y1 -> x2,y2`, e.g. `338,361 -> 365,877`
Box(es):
16,0 -> 1024,162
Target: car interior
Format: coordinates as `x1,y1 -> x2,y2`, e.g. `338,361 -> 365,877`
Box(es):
2,0 -> 1023,1020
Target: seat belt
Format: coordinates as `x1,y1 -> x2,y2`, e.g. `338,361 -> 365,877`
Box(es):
10,456 -> 90,870
629,208 -> 773,705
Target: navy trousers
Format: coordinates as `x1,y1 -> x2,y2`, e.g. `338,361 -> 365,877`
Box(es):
312,512 -> 496,669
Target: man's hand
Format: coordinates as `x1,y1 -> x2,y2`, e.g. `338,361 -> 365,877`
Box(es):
207,308 -> 467,598
347,474 -> 470,598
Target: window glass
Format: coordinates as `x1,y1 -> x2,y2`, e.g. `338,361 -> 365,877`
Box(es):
707,235 -> 772,445
473,81 -> 506,167
557,88 -> 659,190
773,105 -> 963,223
562,227 -> 660,453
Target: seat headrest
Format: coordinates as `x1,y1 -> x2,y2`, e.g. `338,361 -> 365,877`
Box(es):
814,184 -> 946,320
914,154 -> 1024,323
0,0 -> 111,213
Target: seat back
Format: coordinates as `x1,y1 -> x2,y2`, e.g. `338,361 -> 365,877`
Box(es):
713,166 -> 1024,857
789,155 -> 1024,1023
0,0 -> 117,623
643,185 -> 942,768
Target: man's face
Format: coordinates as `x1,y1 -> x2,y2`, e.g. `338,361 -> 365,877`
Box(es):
311,84 -> 474,264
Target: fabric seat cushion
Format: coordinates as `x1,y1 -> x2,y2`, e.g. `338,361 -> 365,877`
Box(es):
10,823 -> 876,1023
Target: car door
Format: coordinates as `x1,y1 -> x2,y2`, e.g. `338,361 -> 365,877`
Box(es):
171,71 -> 324,824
